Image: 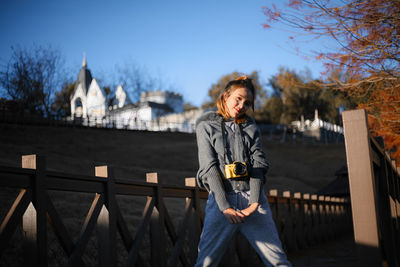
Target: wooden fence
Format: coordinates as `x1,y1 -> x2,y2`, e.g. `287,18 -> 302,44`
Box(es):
0,155 -> 352,266
342,109 -> 400,267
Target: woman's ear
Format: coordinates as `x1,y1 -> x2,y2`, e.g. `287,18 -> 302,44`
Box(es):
222,92 -> 228,101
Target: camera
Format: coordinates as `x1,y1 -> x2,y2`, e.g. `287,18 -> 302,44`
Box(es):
224,161 -> 248,179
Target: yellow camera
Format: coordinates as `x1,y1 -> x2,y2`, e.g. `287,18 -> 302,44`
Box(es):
224,161 -> 248,179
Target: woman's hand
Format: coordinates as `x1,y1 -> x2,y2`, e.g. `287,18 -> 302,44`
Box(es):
240,203 -> 259,217
223,203 -> 259,224
222,208 -> 246,224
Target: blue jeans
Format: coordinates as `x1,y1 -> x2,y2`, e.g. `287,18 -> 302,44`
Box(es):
195,191 -> 291,267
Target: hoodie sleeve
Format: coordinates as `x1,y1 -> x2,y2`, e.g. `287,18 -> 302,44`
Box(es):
248,125 -> 270,204
196,121 -> 231,211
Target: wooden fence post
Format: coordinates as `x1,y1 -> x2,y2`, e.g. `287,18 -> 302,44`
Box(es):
294,192 -> 306,249
269,190 -> 281,237
147,172 -> 166,267
338,198 -> 346,234
344,197 -> 352,233
95,165 -> 117,267
332,197 -> 342,235
311,194 -> 320,245
22,154 -> 47,267
395,164 -> 400,264
318,195 -> 327,242
331,197 -> 340,236
185,178 -> 201,266
302,193 -> 312,246
387,153 -> 400,239
282,191 -> 295,252
324,196 -> 333,240
376,156 -> 398,267
342,109 -> 382,266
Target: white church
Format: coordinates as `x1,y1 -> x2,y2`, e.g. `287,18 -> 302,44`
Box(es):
69,56 -> 203,132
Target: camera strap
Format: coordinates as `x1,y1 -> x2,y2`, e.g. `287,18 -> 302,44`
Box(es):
238,124 -> 251,164
220,121 -> 250,165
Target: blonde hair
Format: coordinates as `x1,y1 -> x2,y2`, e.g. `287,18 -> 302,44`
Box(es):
216,75 -> 255,124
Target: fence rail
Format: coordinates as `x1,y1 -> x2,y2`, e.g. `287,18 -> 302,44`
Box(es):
0,111 -> 196,133
0,155 -> 352,266
343,109 -> 400,267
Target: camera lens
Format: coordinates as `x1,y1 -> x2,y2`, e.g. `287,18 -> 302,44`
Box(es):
234,162 -> 246,175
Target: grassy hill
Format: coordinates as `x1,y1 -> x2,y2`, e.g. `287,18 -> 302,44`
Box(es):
0,123 -> 347,194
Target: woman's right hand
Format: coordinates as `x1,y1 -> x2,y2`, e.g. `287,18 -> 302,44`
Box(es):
222,208 -> 246,224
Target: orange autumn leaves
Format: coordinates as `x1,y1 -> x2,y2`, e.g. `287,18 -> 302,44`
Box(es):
263,0 -> 400,165
365,83 -> 400,161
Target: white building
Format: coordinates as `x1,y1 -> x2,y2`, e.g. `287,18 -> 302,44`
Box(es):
69,55 -> 202,132
115,84 -> 129,108
70,56 -> 106,120
290,109 -> 344,142
107,90 -> 186,130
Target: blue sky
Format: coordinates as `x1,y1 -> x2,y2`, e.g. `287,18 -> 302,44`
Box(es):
0,0 -> 325,107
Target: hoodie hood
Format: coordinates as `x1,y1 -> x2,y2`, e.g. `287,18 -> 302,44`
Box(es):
195,111 -> 254,128
195,111 -> 223,127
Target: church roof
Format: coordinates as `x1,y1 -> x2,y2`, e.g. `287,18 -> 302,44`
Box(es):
108,103 -> 139,114
142,101 -> 173,112
73,55 -> 93,95
88,79 -> 106,100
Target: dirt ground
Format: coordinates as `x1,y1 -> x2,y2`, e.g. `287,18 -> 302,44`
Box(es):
288,235 -> 357,266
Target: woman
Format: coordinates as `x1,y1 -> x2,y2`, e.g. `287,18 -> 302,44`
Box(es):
195,76 -> 291,266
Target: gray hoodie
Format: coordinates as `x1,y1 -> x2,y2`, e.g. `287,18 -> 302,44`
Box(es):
196,111 -> 270,211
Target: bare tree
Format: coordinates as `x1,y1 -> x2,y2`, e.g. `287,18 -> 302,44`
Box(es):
0,45 -> 64,116
183,102 -> 199,112
51,80 -> 75,117
115,62 -> 161,102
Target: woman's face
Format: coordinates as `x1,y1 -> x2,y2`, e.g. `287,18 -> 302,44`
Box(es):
224,87 -> 253,119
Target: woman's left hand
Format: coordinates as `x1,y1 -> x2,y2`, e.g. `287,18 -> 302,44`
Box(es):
240,203 -> 259,217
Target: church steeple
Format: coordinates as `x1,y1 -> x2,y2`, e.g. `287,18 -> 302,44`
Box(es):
82,52 -> 87,68
74,53 -> 93,94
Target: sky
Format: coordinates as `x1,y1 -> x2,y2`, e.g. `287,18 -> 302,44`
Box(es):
0,0 -> 326,107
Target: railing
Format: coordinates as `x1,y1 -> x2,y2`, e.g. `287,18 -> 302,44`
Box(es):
0,155 -> 352,266
0,110 -> 198,133
268,189 -> 351,253
342,109 -> 400,267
